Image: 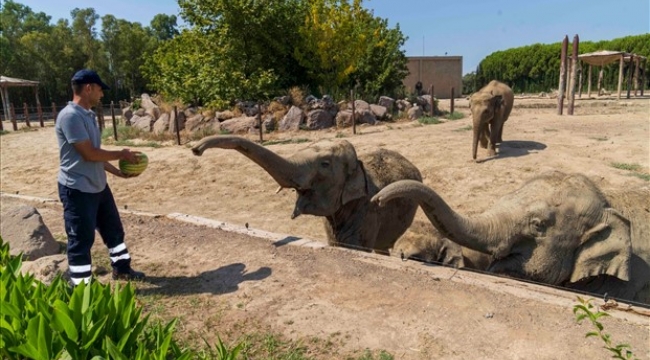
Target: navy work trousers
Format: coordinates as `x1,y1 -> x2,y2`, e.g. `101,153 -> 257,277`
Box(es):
58,183 -> 131,283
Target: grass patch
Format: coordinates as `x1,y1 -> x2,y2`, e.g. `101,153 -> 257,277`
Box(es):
631,172 -> 650,181
610,162 -> 649,182
417,117 -> 442,125
445,111 -> 465,120
0,129 -> 8,136
453,125 -> 473,132
590,136 -> 608,141
610,162 -> 642,171
543,128 -> 558,132
263,138 -> 310,146
335,132 -> 347,138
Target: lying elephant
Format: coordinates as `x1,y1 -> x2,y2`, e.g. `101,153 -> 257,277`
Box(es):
372,171 -> 650,304
191,136 -> 422,252
469,80 -> 514,160
391,221 -> 490,270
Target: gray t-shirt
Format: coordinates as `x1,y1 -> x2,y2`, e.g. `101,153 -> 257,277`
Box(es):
56,101 -> 106,193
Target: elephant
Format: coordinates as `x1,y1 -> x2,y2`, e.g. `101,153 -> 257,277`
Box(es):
469,80 -> 514,160
191,135 -> 423,252
391,221 -> 491,270
371,171 -> 650,304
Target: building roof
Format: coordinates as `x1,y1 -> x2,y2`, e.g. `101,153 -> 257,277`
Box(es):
0,75 -> 40,88
577,50 -> 646,66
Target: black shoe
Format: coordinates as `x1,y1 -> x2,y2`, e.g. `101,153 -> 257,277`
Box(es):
112,268 -> 145,281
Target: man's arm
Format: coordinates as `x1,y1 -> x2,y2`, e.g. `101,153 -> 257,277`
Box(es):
104,162 -> 129,178
72,140 -> 137,163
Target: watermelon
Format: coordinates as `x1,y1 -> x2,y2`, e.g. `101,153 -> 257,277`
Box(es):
119,152 -> 148,176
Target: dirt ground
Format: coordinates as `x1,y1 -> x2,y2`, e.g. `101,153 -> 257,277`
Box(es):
1,95 -> 649,359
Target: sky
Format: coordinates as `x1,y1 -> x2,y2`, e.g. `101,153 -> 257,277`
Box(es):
15,0 -> 650,75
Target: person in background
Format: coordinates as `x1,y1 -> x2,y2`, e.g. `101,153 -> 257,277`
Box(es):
55,69 -> 145,285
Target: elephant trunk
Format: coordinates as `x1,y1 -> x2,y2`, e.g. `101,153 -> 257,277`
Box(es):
191,135 -> 304,189
372,180 -> 506,255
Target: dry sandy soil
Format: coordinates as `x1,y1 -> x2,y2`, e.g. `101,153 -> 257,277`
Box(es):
1,95 -> 649,359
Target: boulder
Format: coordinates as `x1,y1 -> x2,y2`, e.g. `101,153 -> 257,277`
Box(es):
279,106 -> 305,131
21,254 -> 69,285
1,205 -> 59,260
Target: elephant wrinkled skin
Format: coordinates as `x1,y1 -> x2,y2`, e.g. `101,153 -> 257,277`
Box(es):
371,171 -> 650,304
469,80 -> 514,160
192,135 -> 422,252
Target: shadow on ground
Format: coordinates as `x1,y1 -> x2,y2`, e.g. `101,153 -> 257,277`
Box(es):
136,262 -> 272,296
477,140 -> 547,163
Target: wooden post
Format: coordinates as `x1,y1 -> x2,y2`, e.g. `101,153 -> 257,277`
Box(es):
10,103 -> 17,131
587,65 -> 592,98
641,58 -> 648,96
110,101 -> 118,141
52,102 -> 57,123
565,61 -> 572,99
37,101 -> 43,127
0,114 -> 3,131
557,35 -> 568,115
633,56 -> 640,96
173,106 -> 181,145
578,64 -> 583,98
350,89 -> 356,135
96,103 -> 105,131
568,35 -> 579,115
257,102 -> 263,144
450,87 -> 455,114
429,85 -> 434,116
626,55 -> 634,99
597,67 -> 604,95
23,103 -> 30,127
617,54 -> 624,99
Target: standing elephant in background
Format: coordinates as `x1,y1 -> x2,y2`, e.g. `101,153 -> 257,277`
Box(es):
191,136 -> 423,252
372,172 -> 650,304
469,80 -> 514,160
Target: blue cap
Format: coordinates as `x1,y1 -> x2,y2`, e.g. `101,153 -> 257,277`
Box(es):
71,69 -> 110,90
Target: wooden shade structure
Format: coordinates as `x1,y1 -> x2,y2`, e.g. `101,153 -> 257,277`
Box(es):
1,75 -> 41,122
577,51 -> 646,98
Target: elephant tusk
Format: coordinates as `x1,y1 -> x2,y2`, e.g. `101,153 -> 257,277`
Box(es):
275,186 -> 284,194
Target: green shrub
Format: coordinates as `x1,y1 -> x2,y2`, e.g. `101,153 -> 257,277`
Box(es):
417,117 -> 441,125
0,236 -> 241,360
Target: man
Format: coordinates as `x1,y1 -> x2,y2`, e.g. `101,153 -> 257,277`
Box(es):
56,69 -> 145,285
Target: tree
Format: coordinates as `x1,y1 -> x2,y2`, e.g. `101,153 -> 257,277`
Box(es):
150,14 -> 179,41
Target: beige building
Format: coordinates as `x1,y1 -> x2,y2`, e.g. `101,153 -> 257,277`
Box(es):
404,56 -> 463,99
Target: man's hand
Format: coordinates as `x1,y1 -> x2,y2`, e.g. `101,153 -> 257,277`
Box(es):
119,149 -> 139,163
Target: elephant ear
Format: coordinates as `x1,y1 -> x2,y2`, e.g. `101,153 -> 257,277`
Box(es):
338,141 -> 366,205
570,208 -> 632,283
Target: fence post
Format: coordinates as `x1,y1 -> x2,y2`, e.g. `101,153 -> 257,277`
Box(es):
10,103 -> 17,131
52,102 -> 58,123
173,106 -> 181,146
450,87 -> 455,115
557,35 -> 568,115
257,102 -> 263,143
351,89 -> 356,135
110,101 -> 118,141
23,103 -> 30,127
568,34 -> 579,115
38,101 -> 43,127
96,103 -> 105,131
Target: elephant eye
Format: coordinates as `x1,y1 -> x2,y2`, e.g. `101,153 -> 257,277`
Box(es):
320,160 -> 330,168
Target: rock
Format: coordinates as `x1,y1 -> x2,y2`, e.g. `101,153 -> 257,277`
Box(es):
1,205 -> 59,260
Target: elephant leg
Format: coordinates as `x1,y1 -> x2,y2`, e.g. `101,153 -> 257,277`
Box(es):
488,123 -> 498,156
480,124 -> 489,149
496,120 -> 506,144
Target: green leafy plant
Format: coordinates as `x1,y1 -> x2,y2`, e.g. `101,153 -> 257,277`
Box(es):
453,125 -> 473,132
573,297 -> 638,360
445,111 -> 464,120
0,236 -> 241,360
